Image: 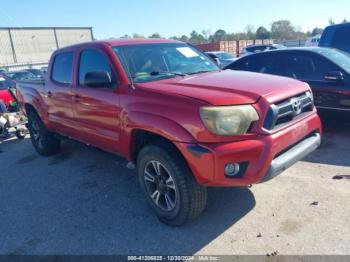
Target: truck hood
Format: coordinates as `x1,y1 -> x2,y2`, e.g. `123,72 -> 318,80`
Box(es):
136,70 -> 310,106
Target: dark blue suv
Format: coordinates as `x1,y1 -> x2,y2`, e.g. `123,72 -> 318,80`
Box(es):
319,23 -> 350,54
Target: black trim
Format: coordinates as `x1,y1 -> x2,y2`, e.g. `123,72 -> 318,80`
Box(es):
261,132 -> 321,183
186,145 -> 211,158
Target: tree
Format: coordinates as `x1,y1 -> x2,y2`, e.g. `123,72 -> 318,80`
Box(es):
329,18 -> 335,25
119,34 -> 130,39
202,29 -> 211,41
342,18 -> 348,23
226,33 -> 236,41
256,26 -> 270,39
271,20 -> 295,40
189,30 -> 206,44
133,33 -> 144,38
149,33 -> 162,38
245,25 -> 256,40
179,35 -> 189,42
213,29 -> 227,42
311,27 -> 323,36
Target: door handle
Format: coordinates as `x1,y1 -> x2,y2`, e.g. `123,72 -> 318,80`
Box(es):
73,94 -> 81,102
47,91 -> 52,97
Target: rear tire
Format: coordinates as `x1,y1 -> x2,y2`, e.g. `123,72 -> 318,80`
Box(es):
137,140 -> 207,226
27,110 -> 60,156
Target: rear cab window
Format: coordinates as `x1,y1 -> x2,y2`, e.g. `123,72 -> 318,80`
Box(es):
331,27 -> 350,50
51,52 -> 74,85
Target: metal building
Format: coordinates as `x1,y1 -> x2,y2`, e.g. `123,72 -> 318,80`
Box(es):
0,27 -> 93,71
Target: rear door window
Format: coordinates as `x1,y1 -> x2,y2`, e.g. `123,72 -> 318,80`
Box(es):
331,27 -> 350,49
51,52 -> 74,85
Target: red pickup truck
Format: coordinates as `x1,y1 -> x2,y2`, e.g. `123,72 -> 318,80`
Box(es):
17,39 -> 322,226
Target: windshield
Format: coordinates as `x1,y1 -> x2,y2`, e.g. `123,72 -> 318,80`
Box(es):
315,48 -> 350,73
113,43 -> 219,83
215,52 -> 235,60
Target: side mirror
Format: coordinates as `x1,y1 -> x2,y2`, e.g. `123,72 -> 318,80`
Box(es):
84,71 -> 112,88
324,71 -> 344,82
214,58 -> 221,66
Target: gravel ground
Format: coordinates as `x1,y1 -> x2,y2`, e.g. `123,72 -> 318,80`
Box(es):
0,113 -> 349,255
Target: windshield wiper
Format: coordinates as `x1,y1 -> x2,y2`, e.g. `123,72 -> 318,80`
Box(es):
149,71 -> 187,77
188,70 -> 214,75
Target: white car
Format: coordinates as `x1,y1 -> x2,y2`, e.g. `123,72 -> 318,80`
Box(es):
305,34 -> 321,47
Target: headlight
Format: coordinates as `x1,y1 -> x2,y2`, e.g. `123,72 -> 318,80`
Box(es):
200,105 -> 259,136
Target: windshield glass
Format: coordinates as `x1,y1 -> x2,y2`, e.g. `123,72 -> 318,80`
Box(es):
215,52 -> 235,60
315,48 -> 350,73
113,43 -> 219,83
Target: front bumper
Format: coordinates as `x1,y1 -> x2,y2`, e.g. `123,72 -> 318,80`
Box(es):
175,112 -> 322,187
261,132 -> 321,182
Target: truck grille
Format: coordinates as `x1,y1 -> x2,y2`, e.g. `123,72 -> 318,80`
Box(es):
264,92 -> 314,130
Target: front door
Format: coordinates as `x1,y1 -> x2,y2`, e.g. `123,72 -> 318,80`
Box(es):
70,48 -> 122,154
283,52 -> 350,112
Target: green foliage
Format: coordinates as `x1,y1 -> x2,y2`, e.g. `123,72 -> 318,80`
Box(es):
213,29 -> 227,41
271,20 -> 295,40
130,19 -> 339,43
256,26 -> 270,39
149,33 -> 162,38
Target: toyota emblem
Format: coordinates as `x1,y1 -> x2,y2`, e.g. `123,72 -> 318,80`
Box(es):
291,98 -> 302,115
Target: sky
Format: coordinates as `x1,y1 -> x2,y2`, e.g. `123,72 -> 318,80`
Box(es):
0,0 -> 349,39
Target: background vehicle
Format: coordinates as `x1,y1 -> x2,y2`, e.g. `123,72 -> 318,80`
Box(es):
240,44 -> 286,57
16,39 -> 321,226
5,71 -> 37,81
26,69 -> 44,78
225,47 -> 350,113
205,51 -> 237,67
41,66 -> 48,75
305,34 -> 321,47
0,75 -> 16,109
0,69 -> 7,74
319,22 -> 350,54
0,75 -> 27,139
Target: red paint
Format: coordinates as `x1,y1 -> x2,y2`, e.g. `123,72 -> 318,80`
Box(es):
17,39 -> 322,186
0,90 -> 13,108
0,76 -> 15,109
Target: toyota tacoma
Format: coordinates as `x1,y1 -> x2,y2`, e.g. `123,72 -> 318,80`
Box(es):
16,39 -> 322,226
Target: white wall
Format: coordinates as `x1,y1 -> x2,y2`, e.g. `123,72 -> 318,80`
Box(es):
0,28 -> 93,67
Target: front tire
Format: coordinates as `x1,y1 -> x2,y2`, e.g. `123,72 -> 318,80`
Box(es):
137,141 -> 207,226
27,111 -> 61,156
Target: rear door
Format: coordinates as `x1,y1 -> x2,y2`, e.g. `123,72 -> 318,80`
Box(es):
70,47 -> 122,153
45,51 -> 76,135
283,51 -> 350,111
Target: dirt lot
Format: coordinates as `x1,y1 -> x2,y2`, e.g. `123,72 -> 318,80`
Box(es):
0,113 -> 349,255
